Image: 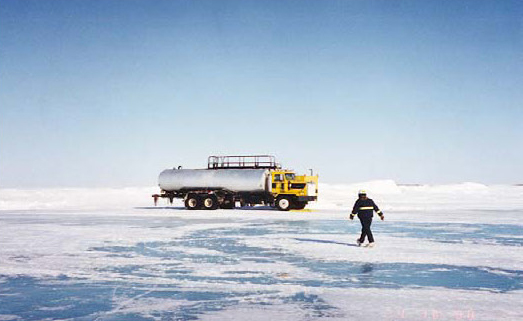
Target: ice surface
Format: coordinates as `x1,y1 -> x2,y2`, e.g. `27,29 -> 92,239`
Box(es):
0,182 -> 522,320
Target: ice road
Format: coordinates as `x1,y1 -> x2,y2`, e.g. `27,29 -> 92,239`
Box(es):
0,182 -> 522,320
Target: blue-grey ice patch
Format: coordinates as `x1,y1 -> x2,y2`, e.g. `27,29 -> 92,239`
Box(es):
1,212 -> 522,320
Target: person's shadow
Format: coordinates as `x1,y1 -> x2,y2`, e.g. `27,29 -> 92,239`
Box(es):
294,238 -> 358,247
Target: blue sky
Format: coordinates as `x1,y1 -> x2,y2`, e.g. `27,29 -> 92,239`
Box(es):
1,0 -> 521,187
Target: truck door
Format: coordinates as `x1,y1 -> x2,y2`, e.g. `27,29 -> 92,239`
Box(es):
272,173 -> 284,194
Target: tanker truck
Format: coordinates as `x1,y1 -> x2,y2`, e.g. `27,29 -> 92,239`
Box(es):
152,155 -> 318,211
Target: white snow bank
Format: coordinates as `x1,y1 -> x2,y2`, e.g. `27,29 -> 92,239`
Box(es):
319,179 -> 402,196
1,181 -> 523,211
0,187 -> 158,211
314,181 -> 523,211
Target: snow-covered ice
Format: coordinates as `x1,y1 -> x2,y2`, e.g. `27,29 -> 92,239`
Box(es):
0,181 -> 522,320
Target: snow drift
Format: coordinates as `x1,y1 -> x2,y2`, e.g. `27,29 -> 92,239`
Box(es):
1,181 -> 522,211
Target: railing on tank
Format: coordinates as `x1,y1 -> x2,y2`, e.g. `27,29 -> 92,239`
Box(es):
208,155 -> 280,170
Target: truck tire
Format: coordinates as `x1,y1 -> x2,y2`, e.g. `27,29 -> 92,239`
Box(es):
202,195 -> 219,210
185,194 -> 202,210
293,201 -> 307,210
276,196 -> 292,211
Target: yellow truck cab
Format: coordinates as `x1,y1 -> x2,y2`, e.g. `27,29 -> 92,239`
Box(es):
270,170 -> 318,210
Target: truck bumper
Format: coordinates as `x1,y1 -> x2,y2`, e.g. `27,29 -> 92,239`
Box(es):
297,196 -> 317,202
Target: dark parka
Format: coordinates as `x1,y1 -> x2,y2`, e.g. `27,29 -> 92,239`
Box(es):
350,198 -> 384,220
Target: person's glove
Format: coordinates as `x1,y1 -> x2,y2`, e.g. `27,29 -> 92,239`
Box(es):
380,214 -> 385,221
349,214 -> 355,220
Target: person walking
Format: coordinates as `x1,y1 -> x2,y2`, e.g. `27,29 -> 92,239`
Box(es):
350,190 -> 384,247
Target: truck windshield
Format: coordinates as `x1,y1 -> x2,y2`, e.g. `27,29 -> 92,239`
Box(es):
285,173 -> 295,180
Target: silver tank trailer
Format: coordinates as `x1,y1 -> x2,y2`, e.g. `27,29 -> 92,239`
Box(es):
159,169 -> 269,193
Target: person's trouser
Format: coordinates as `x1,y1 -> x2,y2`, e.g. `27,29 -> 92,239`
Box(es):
359,217 -> 374,243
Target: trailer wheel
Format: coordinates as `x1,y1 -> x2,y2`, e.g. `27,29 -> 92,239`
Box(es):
276,196 -> 292,211
185,194 -> 202,210
202,195 -> 219,210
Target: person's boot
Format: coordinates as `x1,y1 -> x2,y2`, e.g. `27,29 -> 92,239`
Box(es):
356,239 -> 362,247
367,242 -> 375,248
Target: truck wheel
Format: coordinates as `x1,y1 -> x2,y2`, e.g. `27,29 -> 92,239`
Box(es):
185,194 -> 201,210
276,196 -> 292,211
202,195 -> 219,210
293,201 -> 307,210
